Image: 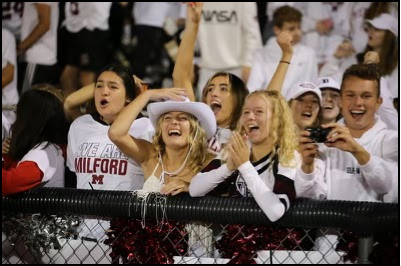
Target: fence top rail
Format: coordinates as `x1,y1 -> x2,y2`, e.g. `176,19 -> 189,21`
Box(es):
2,187 -> 398,236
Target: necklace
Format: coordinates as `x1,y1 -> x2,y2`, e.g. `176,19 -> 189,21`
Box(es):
159,145 -> 192,177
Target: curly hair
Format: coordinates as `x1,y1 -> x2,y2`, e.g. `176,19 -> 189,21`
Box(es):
152,113 -> 209,174
241,91 -> 299,167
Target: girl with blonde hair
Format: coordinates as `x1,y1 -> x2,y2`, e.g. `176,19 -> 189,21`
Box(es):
190,90 -> 298,222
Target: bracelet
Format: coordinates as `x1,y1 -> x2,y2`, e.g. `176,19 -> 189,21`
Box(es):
279,60 -> 290,64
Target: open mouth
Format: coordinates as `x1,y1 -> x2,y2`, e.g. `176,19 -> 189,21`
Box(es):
248,124 -> 259,133
168,130 -> 182,137
301,112 -> 312,118
350,110 -> 365,119
210,101 -> 222,115
323,105 -> 333,110
100,99 -> 109,107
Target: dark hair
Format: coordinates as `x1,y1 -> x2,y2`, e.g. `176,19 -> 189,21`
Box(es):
89,64 -> 139,116
288,98 -> 322,128
364,3 -> 393,20
9,89 -> 70,161
201,72 -> 249,130
361,29 -> 398,76
273,6 -> 302,28
341,64 -> 381,98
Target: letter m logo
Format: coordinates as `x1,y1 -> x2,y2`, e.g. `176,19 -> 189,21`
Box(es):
91,174 -> 104,185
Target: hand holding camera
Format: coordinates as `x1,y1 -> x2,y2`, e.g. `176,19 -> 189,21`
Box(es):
305,127 -> 333,143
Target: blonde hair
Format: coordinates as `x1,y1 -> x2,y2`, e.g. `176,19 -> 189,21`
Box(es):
152,113 -> 209,174
240,91 -> 299,167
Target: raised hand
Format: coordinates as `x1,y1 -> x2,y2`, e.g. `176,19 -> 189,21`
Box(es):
276,31 -> 293,58
184,2 -> 203,24
334,40 -> 355,59
323,123 -> 360,153
146,88 -> 188,102
227,132 -> 250,168
364,51 -> 380,65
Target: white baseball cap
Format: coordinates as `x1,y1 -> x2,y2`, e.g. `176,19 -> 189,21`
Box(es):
365,13 -> 398,37
147,98 -> 217,140
316,77 -> 340,91
285,82 -> 322,102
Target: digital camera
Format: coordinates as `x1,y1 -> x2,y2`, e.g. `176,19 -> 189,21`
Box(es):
305,127 -> 332,143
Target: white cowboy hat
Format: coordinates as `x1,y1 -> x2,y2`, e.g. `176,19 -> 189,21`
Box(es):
147,98 -> 217,140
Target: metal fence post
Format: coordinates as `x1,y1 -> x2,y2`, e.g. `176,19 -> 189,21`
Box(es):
357,236 -> 373,264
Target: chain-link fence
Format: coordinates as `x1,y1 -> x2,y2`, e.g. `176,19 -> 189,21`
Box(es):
2,188 -> 399,264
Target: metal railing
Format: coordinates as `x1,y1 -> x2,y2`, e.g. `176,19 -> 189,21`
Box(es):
2,187 -> 399,264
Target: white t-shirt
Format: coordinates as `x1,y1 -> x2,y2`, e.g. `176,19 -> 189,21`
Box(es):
2,28 -> 18,125
133,2 -> 185,28
67,114 -> 154,240
21,2 -> 58,65
19,142 -> 65,188
247,37 -> 318,95
1,2 -> 24,40
295,117 -> 398,203
63,2 -> 112,32
198,2 -> 262,70
67,115 -> 155,191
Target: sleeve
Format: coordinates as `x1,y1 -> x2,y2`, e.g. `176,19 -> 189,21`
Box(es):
189,164 -> 234,197
294,156 -> 327,200
20,145 -> 58,183
246,48 -> 267,92
377,78 -> 398,130
2,29 -> 17,68
238,161 -> 289,222
359,131 -> 398,197
2,161 -> 44,195
241,2 -> 262,67
66,124 -> 76,172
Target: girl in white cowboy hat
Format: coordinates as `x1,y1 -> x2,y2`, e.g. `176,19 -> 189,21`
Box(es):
109,88 -> 216,195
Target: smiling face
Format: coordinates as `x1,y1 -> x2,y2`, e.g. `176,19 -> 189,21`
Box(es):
204,75 -> 235,128
241,95 -> 272,146
321,88 -> 341,124
290,92 -> 321,130
160,111 -> 192,149
341,76 -> 382,135
94,71 -> 128,124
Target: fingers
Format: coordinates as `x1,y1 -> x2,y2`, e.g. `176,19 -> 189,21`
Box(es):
161,180 -> 189,195
231,132 -> 247,150
2,138 -> 11,154
156,88 -> 188,101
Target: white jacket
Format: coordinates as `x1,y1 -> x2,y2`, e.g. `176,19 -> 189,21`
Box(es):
198,2 -> 262,70
247,37 -> 318,95
295,117 -> 398,203
320,56 -> 399,130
